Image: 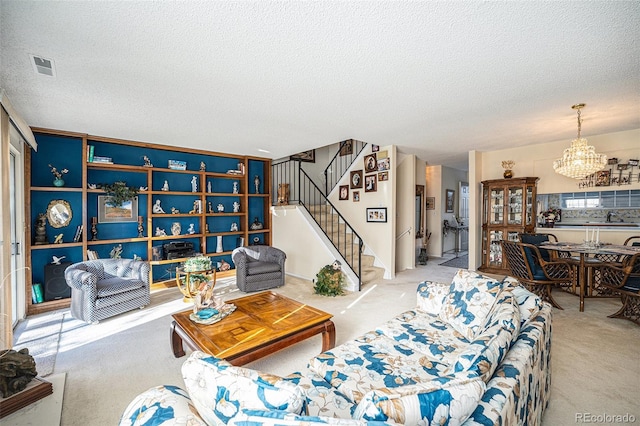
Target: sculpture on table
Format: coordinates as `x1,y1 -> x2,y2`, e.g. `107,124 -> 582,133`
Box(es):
207,181 -> 212,193
191,176 -> 198,192
188,224 -> 196,234
0,348 -> 37,397
34,213 -> 48,245
51,255 -> 66,265
142,156 -> 153,167
153,200 -> 165,214
230,222 -> 238,232
233,181 -> 239,194
254,175 -> 260,194
161,180 -> 169,191
217,203 -> 224,212
156,227 -> 167,237
250,217 -> 263,230
171,222 -> 181,236
208,201 -> 213,214
233,201 -> 240,213
200,161 -> 206,171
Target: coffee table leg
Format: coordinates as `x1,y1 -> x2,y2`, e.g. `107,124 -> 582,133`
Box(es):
170,320 -> 186,358
322,320 -> 336,351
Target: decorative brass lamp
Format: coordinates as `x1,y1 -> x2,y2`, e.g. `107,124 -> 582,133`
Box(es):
553,104 -> 607,179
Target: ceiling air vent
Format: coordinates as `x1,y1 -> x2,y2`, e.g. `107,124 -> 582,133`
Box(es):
30,54 -> 56,77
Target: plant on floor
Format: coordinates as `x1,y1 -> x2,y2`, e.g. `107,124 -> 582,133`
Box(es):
313,260 -> 345,296
102,181 -> 139,207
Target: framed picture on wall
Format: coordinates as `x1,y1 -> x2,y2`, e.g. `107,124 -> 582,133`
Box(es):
98,195 -> 138,223
445,189 -> 455,213
366,207 -> 387,223
364,154 -> 377,173
290,150 -> 315,163
350,170 -> 363,189
353,191 -> 360,202
365,175 -> 377,192
426,196 -> 435,210
339,185 -> 349,200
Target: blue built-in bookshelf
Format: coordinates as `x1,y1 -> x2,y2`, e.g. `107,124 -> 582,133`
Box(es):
26,129 -> 271,315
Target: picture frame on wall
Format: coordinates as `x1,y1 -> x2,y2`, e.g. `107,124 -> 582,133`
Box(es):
98,195 -> 138,223
339,185 -> 349,200
364,154 -> 377,173
366,207 -> 387,223
378,171 -> 388,181
350,170 -> 363,189
290,149 -> 315,163
426,196 -> 435,210
595,170 -> 610,186
445,189 -> 455,213
340,140 -> 353,156
365,174 -> 377,192
353,191 -> 360,202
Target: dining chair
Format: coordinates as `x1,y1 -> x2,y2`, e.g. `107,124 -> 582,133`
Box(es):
519,232 -> 566,261
624,236 -> 640,246
502,240 -> 573,309
598,252 -> 640,325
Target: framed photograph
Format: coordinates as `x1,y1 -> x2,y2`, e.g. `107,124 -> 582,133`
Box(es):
426,196 -> 435,210
371,144 -> 380,152
352,191 -> 360,202
340,140 -> 353,156
365,174 -> 377,192
595,170 -> 610,186
628,159 -> 639,166
445,189 -> 455,213
339,185 -> 349,200
617,163 -> 629,171
98,195 -> 138,223
377,154 -> 390,171
364,154 -> 377,173
378,171 -> 388,181
350,170 -> 363,189
290,149 -> 315,163
366,207 -> 387,223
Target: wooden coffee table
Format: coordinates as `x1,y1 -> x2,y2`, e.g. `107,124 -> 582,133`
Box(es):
170,291 -> 336,365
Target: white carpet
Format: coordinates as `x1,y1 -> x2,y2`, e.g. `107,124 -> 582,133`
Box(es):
2,373 -> 66,426
13,312 -> 65,377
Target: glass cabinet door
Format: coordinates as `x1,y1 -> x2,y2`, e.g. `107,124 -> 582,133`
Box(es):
525,185 -> 534,225
490,188 -> 504,225
488,230 -> 503,268
507,186 -> 523,225
483,186 -> 489,224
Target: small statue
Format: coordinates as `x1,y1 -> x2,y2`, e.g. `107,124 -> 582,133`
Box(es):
219,259 -> 231,271
110,244 -> 123,259
171,222 -> 181,236
250,217 -> 263,230
34,213 -> 47,245
51,255 -> 66,265
191,176 -> 198,192
139,186 -> 148,192
161,180 -> 169,191
188,224 -> 196,234
208,201 -> 213,214
155,227 -> 167,236
153,200 -> 165,214
233,201 -> 240,213
189,200 -> 201,214
254,175 -> 260,194
137,216 -> 144,237
205,223 -> 210,233
207,181 -> 212,193
233,181 -> 239,194
217,203 -> 224,212
53,233 -> 63,244
230,222 -> 238,232
171,207 -> 180,214
0,348 -> 37,397
200,161 -> 206,171
91,217 -> 98,241
87,183 -> 97,189
142,156 -> 153,167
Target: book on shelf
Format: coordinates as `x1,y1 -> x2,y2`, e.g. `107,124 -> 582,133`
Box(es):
92,156 -> 113,164
86,145 -> 95,162
87,249 -> 99,260
31,283 -> 44,303
73,225 -> 83,242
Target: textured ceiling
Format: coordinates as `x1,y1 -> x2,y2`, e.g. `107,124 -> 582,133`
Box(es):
1,1 -> 639,170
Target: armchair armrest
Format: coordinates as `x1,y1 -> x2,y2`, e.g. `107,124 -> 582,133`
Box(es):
521,243 -> 572,280
64,267 -> 98,291
263,248 -> 286,267
232,249 -> 248,270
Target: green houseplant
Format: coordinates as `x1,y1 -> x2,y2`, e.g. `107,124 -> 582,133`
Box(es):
313,261 -> 346,296
102,181 -> 139,207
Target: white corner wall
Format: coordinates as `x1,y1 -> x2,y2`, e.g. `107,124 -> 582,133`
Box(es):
395,153 -> 416,272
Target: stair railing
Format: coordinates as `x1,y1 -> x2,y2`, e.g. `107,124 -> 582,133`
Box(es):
299,167 -> 363,290
324,139 -> 367,195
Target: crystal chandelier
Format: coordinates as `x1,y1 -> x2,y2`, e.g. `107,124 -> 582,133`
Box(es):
553,104 -> 607,179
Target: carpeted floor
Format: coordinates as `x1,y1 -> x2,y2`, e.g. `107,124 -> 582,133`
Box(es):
439,254 -> 468,269
2,373 -> 66,426
12,311 -> 65,377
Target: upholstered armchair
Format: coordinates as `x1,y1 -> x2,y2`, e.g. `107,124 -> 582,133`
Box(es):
64,259 -> 151,323
232,246 -> 286,292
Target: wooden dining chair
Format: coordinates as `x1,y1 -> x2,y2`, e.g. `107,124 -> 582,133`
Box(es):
519,232 -> 569,261
624,236 -> 640,246
502,240 -> 573,309
598,252 -> 640,325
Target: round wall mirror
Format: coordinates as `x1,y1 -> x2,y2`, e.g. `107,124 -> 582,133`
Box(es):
47,199 -> 72,228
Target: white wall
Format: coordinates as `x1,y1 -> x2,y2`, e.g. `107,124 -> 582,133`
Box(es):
395,153 -> 415,272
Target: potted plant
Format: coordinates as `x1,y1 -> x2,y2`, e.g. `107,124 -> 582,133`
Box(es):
102,181 -> 139,208
542,207 -> 561,227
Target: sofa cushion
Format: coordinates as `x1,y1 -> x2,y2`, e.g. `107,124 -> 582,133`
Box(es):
438,269 -> 505,340
416,280 -> 452,315
502,277 -> 544,326
308,331 -> 450,405
182,352 -> 305,426
247,261 -> 281,275
229,409 -> 399,425
352,371 -> 486,425
119,385 -> 206,426
285,371 -> 356,419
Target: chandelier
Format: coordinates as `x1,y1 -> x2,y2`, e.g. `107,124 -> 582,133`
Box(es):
553,103 -> 607,179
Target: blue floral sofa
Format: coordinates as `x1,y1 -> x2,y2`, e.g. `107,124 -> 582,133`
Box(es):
120,269 -> 552,425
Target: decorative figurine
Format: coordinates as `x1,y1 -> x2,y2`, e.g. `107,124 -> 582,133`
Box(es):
205,223 -> 210,233
216,235 -> 223,253
87,183 -> 97,189
208,201 -> 213,214
191,176 -> 198,192
137,216 -> 144,237
187,223 -> 196,234
230,222 -> 238,232
51,255 -> 66,265
233,201 -> 240,213
217,203 -> 224,212
189,200 -> 201,214
133,254 -> 142,261
155,227 -> 167,237
142,156 -> 153,167
110,244 -> 123,259
219,259 -> 231,271
0,348 -> 37,397
200,161 -> 206,171
53,233 -> 63,244
254,175 -> 260,194
250,217 -> 263,230
153,200 -> 165,213
91,217 -> 98,241
233,181 -> 239,194
253,236 -> 261,245
171,222 -> 181,236
171,207 -> 180,214
34,213 -> 47,245
49,164 -> 69,187
139,186 -> 148,191
207,181 -> 212,193
161,180 -> 169,191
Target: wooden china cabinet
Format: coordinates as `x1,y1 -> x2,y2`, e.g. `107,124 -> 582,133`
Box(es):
478,177 -> 538,275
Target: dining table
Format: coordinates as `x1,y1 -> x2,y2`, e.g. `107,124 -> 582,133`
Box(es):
539,241 -> 640,312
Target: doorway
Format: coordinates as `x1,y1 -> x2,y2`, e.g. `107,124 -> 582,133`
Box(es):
458,182 -> 469,252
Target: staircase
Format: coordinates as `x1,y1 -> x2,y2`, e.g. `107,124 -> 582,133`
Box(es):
307,204 -> 384,286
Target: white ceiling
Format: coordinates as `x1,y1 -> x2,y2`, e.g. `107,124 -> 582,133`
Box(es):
1,1 -> 639,170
